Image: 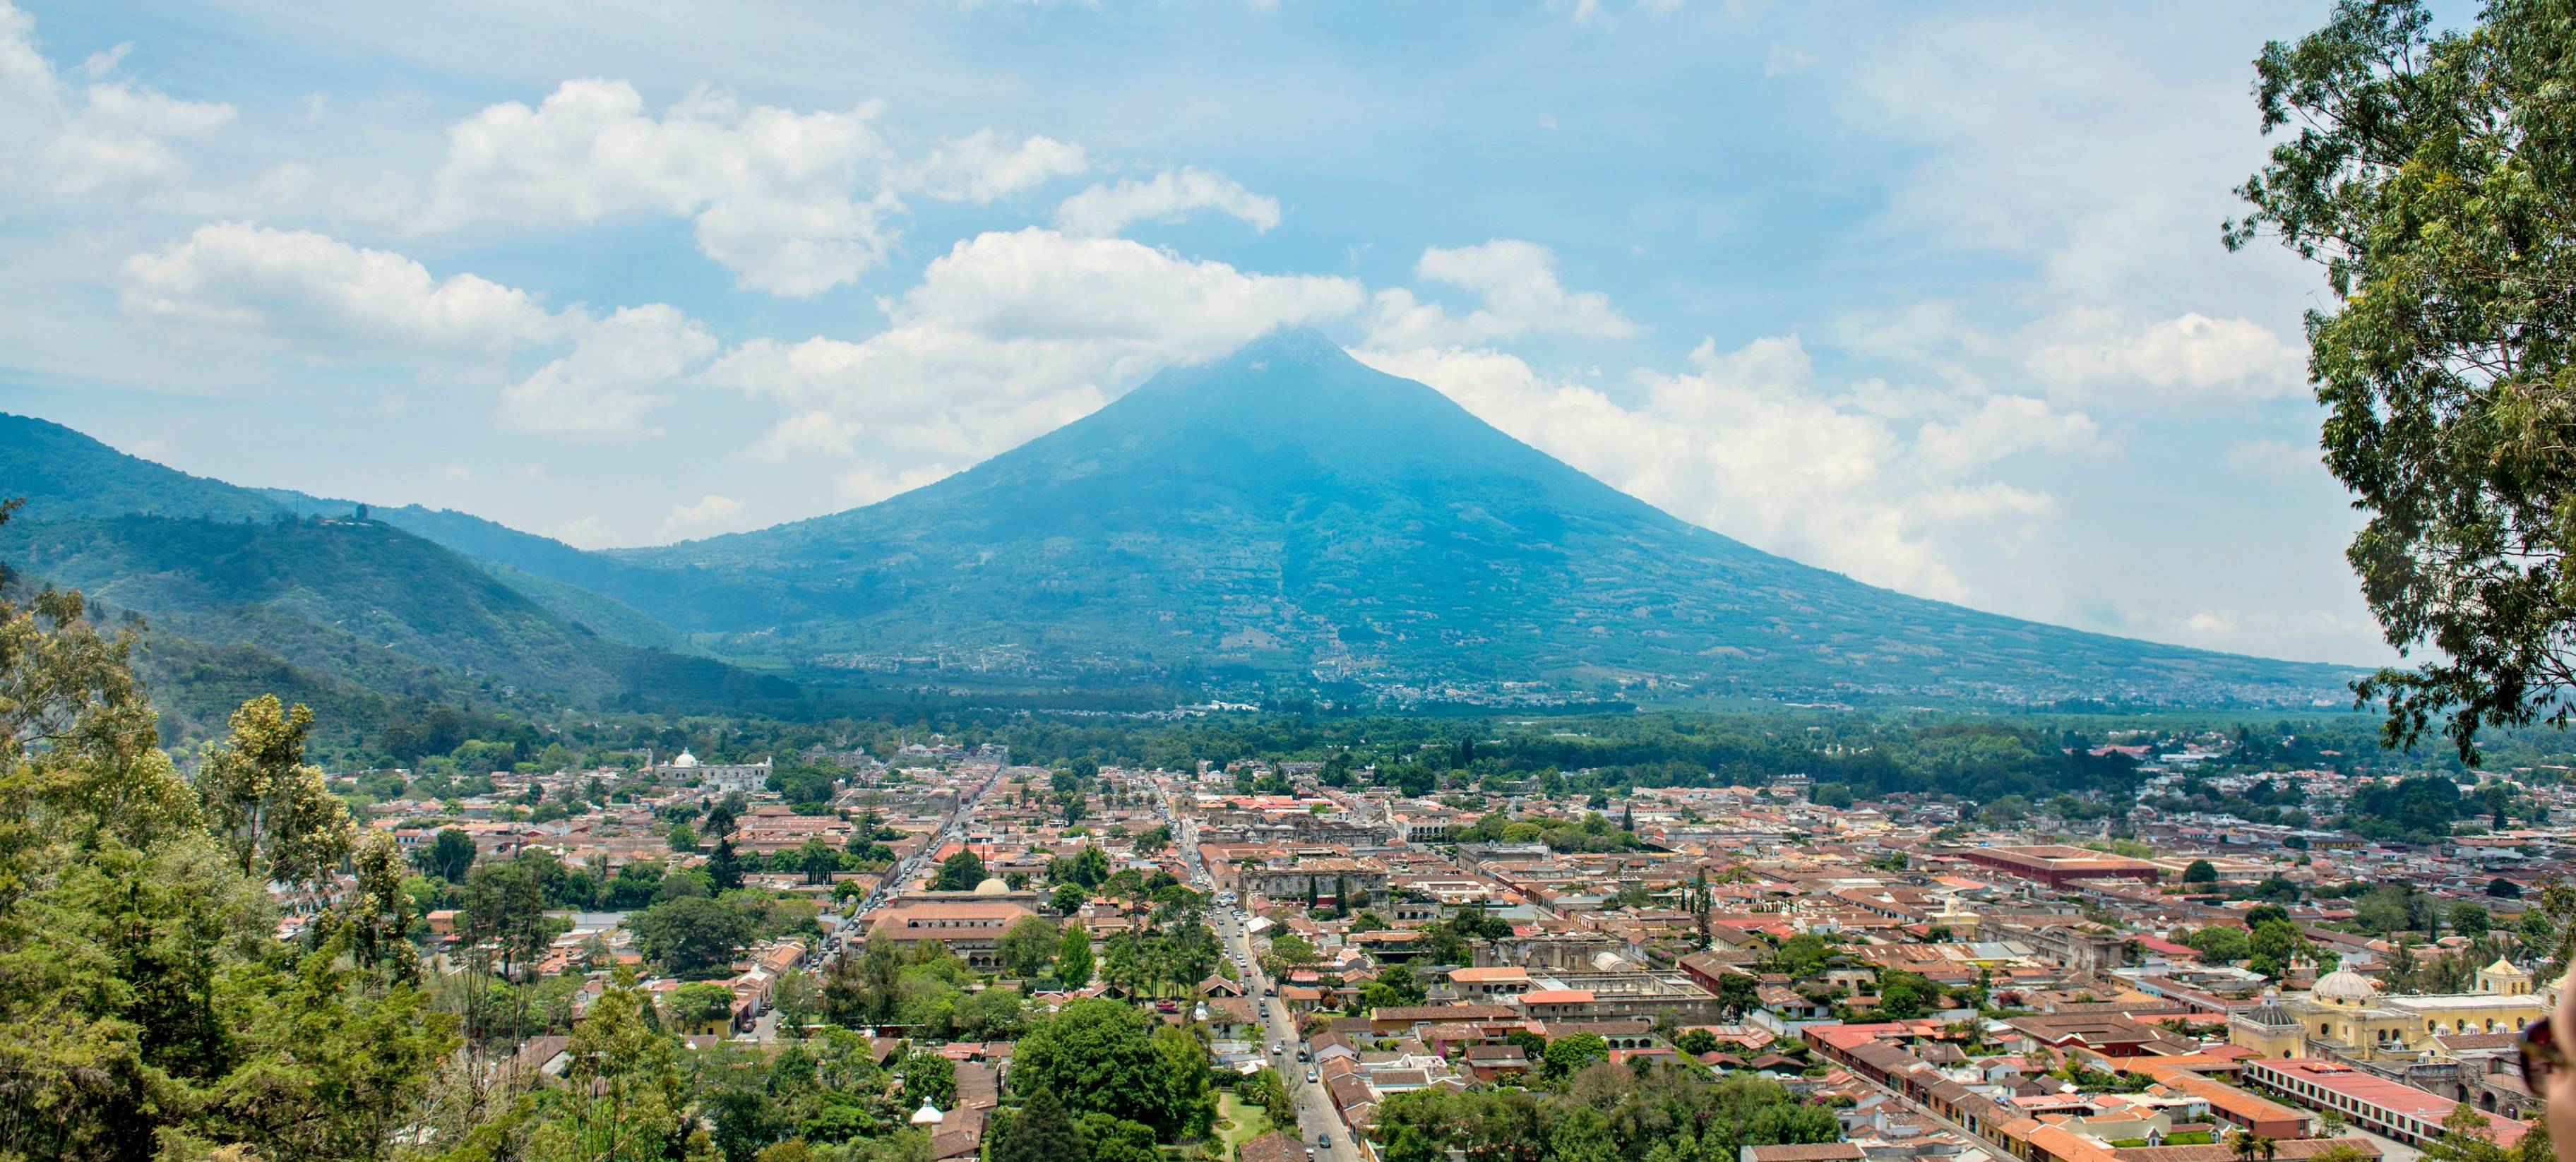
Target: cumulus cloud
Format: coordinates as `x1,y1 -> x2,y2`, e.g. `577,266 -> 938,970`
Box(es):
120,221 -> 559,357
1354,337 -> 2094,601
656,493 -> 746,542
700,227 -> 1363,462
1053,167 -> 1281,236
903,128 -> 1087,203
1366,239 -> 1639,348
0,6 -> 234,199
498,304 -> 715,440
121,222 -> 713,438
2020,309 -> 2305,402
1914,393 -> 2099,473
405,80 -> 895,297
835,462 -> 956,507
744,410 -> 869,462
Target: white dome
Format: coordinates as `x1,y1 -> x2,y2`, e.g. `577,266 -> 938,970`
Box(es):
2312,969 -> 2375,1002
672,749 -> 700,769
972,876 -> 1010,896
910,1100 -> 944,1125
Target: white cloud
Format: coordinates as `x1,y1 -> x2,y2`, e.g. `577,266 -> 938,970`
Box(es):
499,304 -> 715,440
407,80 -> 895,297
2021,309 -> 2305,403
121,222 -> 715,438
80,42 -> 129,78
1366,239 -> 1640,348
904,128 -> 1087,203
1835,12 -> 2309,311
835,462 -> 955,507
1764,44 -> 1813,76
2225,436 -> 2321,478
547,515 -> 614,549
744,410 -> 867,462
1053,166 -> 1281,236
0,3 -> 234,200
2142,606 -> 2378,657
701,227 -> 1363,462
1914,394 -> 2099,474
1354,337 -> 2092,601
656,493 -> 746,542
120,221 -> 559,357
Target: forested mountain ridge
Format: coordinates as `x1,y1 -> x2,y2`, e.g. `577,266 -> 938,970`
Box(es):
3,329 -> 2361,709
0,510 -> 795,731
600,329 -> 2358,704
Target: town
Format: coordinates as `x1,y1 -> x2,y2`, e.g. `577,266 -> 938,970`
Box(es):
346,733 -> 2574,1162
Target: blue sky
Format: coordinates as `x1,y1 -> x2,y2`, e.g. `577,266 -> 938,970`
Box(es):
0,0 -> 2402,666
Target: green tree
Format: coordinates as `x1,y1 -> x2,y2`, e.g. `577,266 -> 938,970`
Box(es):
2422,1103 -> 2512,1162
2184,859 -> 2218,885
1544,1031 -> 1609,1080
2450,900 -> 2491,939
1716,971 -> 1761,1022
526,971 -> 693,1161
797,837 -> 840,886
426,826 -> 477,882
463,853 -> 559,980
0,557 -> 462,1161
2186,925 -> 2253,965
772,967 -> 820,1034
996,914 -> 1060,979
636,894 -> 757,979
194,693 -> 354,886
932,849 -> 988,892
2228,0 -> 2576,760
669,820 -> 699,853
1010,998 -> 1201,1140
991,1085 -> 1087,1162
1240,1067 -> 1295,1132
668,980 -> 739,1032
1056,921 -> 1095,988
903,1048 -> 958,1108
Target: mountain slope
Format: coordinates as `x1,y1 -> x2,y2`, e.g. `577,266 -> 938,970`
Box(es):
0,413 -> 285,523
0,515 -> 796,709
612,329 -> 2354,702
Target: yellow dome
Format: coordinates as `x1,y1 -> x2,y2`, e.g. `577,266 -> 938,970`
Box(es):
972,876 -> 1010,895
2312,969 -> 2375,1003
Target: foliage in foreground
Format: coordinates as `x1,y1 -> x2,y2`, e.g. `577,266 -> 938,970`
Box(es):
2230,0 -> 2576,760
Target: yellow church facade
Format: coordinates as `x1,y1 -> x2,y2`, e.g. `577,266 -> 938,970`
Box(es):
2231,960 -> 2550,1063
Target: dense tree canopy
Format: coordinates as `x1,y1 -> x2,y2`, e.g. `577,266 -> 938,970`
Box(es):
2229,0 -> 2576,759
1008,999 -> 1213,1142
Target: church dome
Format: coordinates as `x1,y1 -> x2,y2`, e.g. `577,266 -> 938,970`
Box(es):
973,876 -> 1010,895
2311,969 -> 2375,1003
910,1101 -> 944,1126
2243,994 -> 2298,1027
672,749 -> 700,769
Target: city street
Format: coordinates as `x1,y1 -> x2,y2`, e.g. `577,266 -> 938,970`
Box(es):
1175,786 -> 1359,1162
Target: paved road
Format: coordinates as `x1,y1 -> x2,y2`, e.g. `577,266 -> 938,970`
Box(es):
854,769 -> 1003,917
1171,786 -> 1359,1162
